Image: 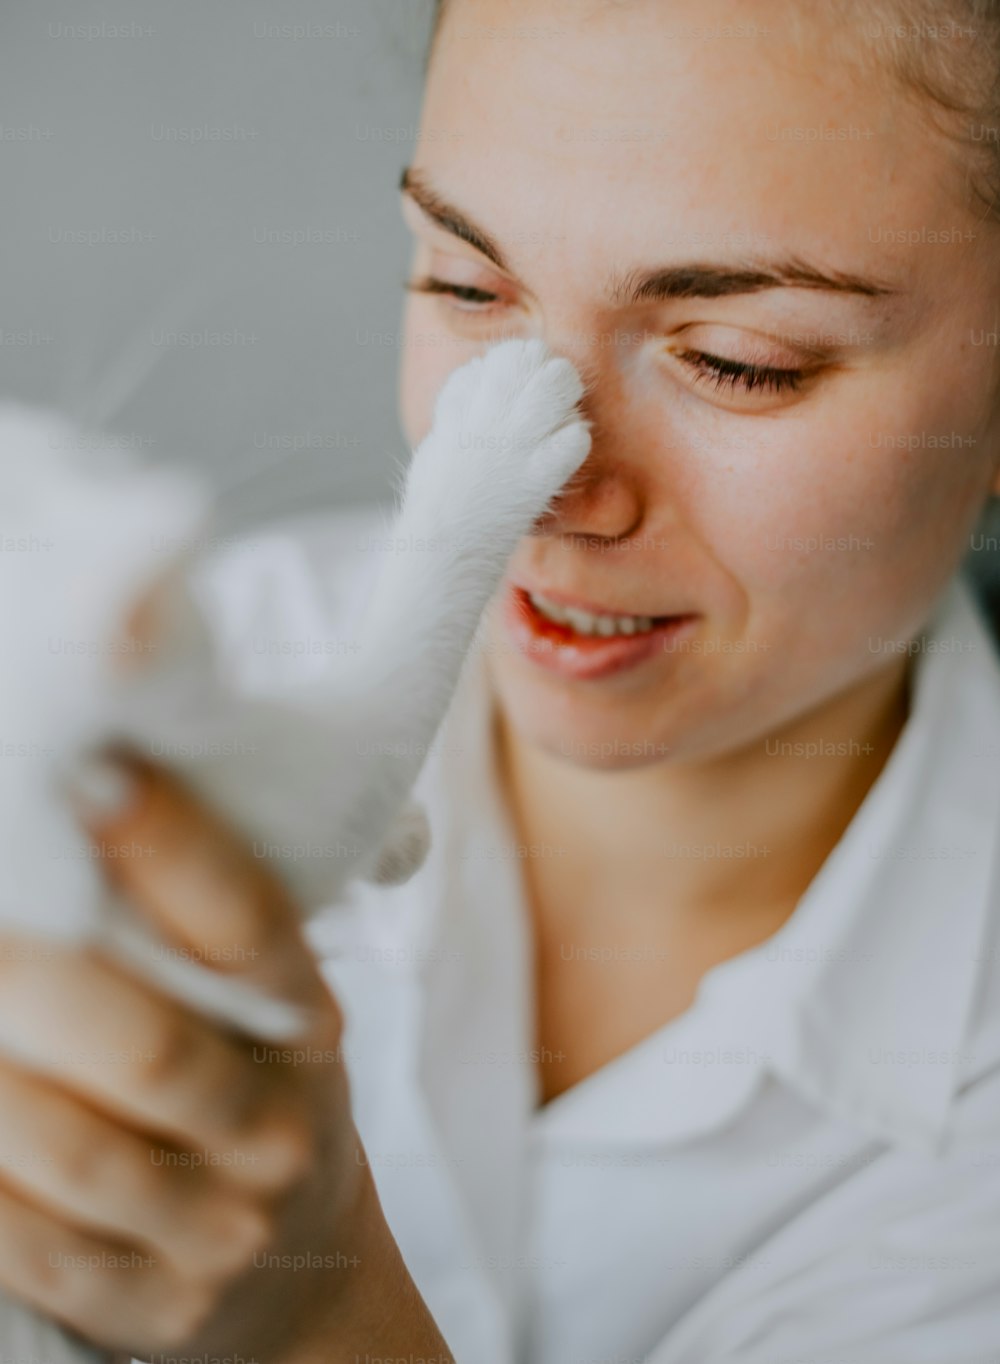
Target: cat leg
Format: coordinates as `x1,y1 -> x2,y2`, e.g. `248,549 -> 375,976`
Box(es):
346,338 -> 591,714
329,339 -> 591,866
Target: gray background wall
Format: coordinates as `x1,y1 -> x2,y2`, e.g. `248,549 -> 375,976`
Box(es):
0,0 -> 435,531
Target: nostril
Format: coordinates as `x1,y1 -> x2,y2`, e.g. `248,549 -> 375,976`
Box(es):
532,463 -> 644,546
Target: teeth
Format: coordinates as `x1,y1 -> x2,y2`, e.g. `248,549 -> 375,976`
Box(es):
529,591 -> 658,637
565,607 -> 594,632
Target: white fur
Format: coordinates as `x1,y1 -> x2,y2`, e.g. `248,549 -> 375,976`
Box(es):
0,338 -> 589,1362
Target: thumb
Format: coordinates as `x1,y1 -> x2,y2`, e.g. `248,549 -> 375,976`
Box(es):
64,751 -> 328,1032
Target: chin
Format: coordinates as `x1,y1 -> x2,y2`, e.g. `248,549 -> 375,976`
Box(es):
486,650 -> 682,772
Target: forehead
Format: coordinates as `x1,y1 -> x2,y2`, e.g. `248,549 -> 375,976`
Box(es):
419,0 -> 968,290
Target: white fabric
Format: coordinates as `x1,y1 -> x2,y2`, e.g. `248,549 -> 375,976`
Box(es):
194,505 -> 1000,1364
0,338 -> 596,1364
0,342 -> 591,1040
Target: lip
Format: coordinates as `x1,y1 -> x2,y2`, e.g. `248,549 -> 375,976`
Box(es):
510,581 -> 691,621
501,583 -> 699,681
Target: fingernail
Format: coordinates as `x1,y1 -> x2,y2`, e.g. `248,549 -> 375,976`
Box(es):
61,751 -> 139,824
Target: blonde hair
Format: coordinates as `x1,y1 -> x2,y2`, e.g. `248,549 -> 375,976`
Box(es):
813,0 -> 1000,220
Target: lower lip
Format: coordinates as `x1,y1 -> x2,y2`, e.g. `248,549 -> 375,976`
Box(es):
500,584 -> 698,681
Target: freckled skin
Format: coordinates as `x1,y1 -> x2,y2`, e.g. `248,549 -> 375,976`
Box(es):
398,0 -> 1000,772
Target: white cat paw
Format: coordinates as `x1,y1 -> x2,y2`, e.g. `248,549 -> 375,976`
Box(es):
428,338 -> 592,528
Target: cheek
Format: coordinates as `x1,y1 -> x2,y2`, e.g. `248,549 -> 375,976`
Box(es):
399,299 -> 440,449
399,297 -> 487,448
399,342 -> 433,450
688,391 -> 986,628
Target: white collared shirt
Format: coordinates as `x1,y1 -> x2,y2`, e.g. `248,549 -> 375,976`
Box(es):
196,508 -> 1000,1364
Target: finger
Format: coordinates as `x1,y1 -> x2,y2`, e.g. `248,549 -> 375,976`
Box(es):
66,752 -> 330,1011
0,940 -> 308,1187
0,1061 -> 269,1277
0,1180 -> 219,1355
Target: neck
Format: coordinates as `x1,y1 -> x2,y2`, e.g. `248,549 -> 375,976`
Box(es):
494,658 -> 912,926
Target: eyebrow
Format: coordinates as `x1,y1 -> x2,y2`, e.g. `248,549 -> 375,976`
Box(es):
399,166 -> 899,303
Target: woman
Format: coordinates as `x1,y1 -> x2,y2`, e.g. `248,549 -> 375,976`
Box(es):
2,0 -> 999,1360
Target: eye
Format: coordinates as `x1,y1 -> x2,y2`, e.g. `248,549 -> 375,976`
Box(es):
675,347 -> 805,396
404,274 -> 504,313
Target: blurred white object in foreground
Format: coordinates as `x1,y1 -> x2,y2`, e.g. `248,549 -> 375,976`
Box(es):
0,339 -> 590,1363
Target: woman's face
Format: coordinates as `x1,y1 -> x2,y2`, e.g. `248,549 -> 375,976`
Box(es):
398,0 -> 1000,769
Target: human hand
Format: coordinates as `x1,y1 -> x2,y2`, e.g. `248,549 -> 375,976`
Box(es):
0,755 -> 373,1361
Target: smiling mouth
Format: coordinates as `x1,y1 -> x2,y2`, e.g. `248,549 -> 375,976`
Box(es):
501,584 -> 699,681
526,588 -> 671,637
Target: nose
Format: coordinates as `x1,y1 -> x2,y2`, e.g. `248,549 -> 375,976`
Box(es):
534,344 -> 645,543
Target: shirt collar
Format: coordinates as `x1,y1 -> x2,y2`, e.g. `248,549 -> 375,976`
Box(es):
755,575 -> 1000,1155
394,575 -> 1000,1156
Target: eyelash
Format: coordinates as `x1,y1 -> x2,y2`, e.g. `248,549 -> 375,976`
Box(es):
673,348 -> 805,395
405,276 -> 806,395
405,275 -> 502,309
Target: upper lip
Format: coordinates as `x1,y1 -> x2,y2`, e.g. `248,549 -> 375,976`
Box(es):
512,581 -> 695,620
